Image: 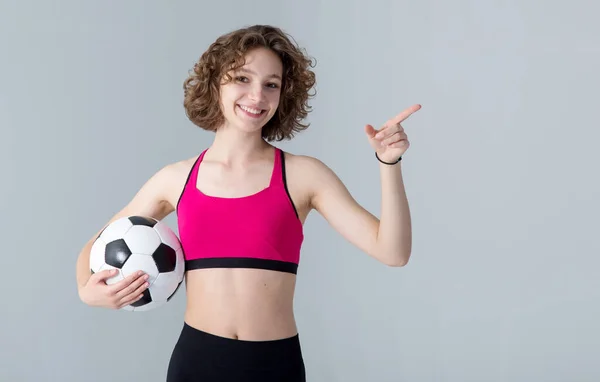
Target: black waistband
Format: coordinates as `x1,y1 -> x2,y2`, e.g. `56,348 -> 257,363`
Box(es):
175,322 -> 304,370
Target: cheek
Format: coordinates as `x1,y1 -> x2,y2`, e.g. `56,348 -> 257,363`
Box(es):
220,83 -> 241,99
220,90 -> 241,112
269,91 -> 281,107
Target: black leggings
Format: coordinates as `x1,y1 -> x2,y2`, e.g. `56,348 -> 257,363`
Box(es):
166,322 -> 306,382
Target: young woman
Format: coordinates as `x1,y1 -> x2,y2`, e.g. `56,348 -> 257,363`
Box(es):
76,24 -> 419,382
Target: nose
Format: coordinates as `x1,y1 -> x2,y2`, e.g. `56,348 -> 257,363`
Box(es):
248,84 -> 265,102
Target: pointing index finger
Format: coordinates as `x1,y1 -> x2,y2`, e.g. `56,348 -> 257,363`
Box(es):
387,104 -> 421,126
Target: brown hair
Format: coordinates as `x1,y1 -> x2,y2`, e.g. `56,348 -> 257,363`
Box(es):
183,25 -> 317,142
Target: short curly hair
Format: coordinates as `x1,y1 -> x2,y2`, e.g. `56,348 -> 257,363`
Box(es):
183,25 -> 317,142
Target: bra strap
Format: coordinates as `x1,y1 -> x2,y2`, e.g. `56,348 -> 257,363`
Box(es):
185,149 -> 207,191
269,147 -> 284,187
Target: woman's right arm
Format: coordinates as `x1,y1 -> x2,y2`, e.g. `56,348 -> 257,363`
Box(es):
76,164 -> 177,309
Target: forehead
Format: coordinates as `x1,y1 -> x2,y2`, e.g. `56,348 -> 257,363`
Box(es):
237,47 -> 282,78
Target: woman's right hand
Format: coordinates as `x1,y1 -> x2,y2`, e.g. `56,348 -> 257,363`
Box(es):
78,269 -> 149,309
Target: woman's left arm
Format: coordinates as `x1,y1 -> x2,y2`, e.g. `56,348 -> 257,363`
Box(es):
308,104 -> 421,267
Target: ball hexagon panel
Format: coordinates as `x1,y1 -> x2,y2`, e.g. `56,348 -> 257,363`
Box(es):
123,225 -> 161,255
121,253 -> 160,286
97,263 -> 124,285
151,272 -> 180,302
105,239 -> 132,269
167,281 -> 183,302
98,217 -> 133,243
173,248 -> 185,281
153,221 -> 181,251
89,238 -> 107,273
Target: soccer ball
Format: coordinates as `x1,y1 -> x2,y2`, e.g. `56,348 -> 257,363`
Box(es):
89,215 -> 185,312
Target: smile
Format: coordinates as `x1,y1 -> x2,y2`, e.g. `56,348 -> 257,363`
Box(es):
237,104 -> 266,118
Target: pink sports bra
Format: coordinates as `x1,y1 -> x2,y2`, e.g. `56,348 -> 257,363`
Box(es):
176,147 -> 304,274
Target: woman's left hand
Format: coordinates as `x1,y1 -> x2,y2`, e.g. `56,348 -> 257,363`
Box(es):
365,104 -> 421,163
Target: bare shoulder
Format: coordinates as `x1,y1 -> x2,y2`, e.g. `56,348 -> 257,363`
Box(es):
124,154 -> 199,218
164,154 -> 198,178
283,152 -> 338,183
159,154 -> 200,208
283,151 -> 325,169
281,151 -> 341,211
89,154 -> 199,239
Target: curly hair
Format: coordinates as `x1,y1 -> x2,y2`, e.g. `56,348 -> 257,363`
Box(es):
183,25 -> 317,142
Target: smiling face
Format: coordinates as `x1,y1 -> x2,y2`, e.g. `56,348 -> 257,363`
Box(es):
218,47 -> 283,134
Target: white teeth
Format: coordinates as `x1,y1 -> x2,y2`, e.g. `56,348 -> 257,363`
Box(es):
239,105 -> 262,114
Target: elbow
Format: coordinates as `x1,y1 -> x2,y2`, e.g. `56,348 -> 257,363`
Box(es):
382,252 -> 410,267
385,259 -> 408,267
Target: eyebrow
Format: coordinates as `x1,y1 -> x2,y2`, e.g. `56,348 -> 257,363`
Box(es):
236,68 -> 282,81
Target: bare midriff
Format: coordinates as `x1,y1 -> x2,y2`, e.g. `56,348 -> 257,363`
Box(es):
183,268 -> 298,341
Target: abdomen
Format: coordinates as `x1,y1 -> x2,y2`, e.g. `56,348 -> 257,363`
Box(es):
183,268 -> 298,341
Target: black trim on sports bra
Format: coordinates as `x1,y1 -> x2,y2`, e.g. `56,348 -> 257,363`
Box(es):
280,150 -> 300,219
176,154 -> 203,214
186,257 -> 298,274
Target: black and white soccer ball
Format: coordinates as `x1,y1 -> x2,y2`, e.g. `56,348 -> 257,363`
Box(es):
89,216 -> 185,312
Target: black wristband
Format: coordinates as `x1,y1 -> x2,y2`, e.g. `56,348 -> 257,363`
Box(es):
375,152 -> 402,165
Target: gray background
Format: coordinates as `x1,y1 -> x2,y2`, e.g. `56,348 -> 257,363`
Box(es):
1,0 -> 598,381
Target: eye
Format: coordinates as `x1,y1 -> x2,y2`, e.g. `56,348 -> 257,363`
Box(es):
235,76 -> 249,83
266,83 -> 280,89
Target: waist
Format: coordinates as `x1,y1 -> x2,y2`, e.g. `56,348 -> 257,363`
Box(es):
183,268 -> 298,340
